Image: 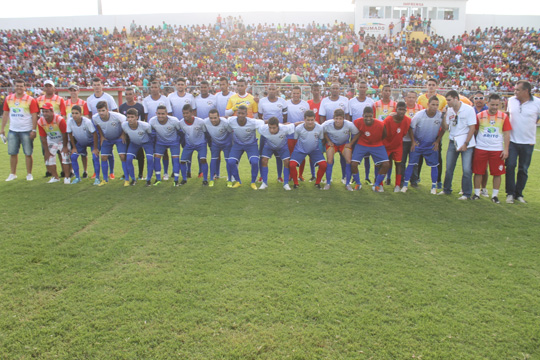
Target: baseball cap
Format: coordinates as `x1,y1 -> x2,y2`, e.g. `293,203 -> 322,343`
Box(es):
68,84 -> 79,91
42,103 -> 54,110
44,80 -> 55,87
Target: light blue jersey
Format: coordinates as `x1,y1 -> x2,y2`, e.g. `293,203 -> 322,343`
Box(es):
195,94 -> 217,120
258,123 -> 295,150
66,117 -> 95,146
294,123 -> 324,153
228,117 -> 265,146
149,115 -> 182,145
179,117 -> 207,147
122,121 -> 153,145
258,97 -> 288,122
203,117 -> 232,147
322,120 -> 359,145
216,91 -> 235,117
411,109 -> 443,149
143,95 -> 172,120
87,92 -> 118,115
93,111 -> 126,140
168,92 -> 196,120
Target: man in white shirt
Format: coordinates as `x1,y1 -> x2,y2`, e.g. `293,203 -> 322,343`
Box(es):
505,80 -> 540,204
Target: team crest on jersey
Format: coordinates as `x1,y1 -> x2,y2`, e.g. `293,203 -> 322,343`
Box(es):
207,101 -> 213,106
184,99 -> 190,103
383,109 -> 388,114
397,128 -> 401,133
300,107 -> 306,112
194,126 -> 202,132
499,165 -> 504,171
49,125 -> 54,130
365,131 -> 371,136
245,129 -> 252,133
313,108 -> 318,114
83,127 -> 87,131
489,119 -> 496,126
15,102 -> 19,106
314,134 -> 320,139
435,120 -> 441,125
339,103 -> 345,109
167,126 -> 173,132
138,131 -> 144,136
277,104 -> 283,109
279,134 -> 285,139
111,122 -> 117,127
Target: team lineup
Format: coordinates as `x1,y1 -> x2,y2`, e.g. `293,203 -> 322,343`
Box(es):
2,76 -> 539,203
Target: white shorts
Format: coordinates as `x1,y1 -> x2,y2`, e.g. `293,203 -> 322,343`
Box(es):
46,142 -> 71,166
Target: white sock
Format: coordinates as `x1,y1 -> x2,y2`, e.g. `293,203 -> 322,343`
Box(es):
492,189 -> 499,198
474,188 -> 480,196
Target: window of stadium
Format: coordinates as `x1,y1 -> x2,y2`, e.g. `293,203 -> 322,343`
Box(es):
438,8 -> 459,20
393,7 -> 408,19
365,6 -> 384,19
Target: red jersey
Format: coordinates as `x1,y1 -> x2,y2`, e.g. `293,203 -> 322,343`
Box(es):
373,100 -> 397,121
382,115 -> 411,150
308,98 -> 322,124
65,98 -> 90,118
354,118 -> 385,147
37,94 -> 66,117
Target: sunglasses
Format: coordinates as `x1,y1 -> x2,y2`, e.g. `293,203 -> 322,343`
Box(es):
474,97 -> 484,100
452,115 -> 459,126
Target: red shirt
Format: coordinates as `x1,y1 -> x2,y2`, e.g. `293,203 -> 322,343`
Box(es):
354,118 -> 384,147
308,98 -> 322,124
382,115 -> 411,150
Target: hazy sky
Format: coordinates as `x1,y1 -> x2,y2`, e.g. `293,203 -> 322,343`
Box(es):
1,0 -> 539,18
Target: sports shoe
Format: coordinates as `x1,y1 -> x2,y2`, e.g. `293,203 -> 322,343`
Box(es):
198,172 -> 203,178
410,182 -> 419,188
26,174 -> 33,181
208,180 -> 215,187
109,173 -> 116,180
506,195 -> 514,204
430,187 -> 437,195
153,180 -> 161,186
346,184 -> 353,191
124,180 -> 130,187
232,182 -> 242,188
354,184 -> 362,191
436,181 -> 442,189
5,174 -> 17,181
471,194 -> 480,200
393,185 -> 400,192
130,180 -> 137,186
93,178 -> 101,186
64,178 -> 71,185
98,180 -> 108,186
491,196 -> 500,204
323,184 -> 331,190
120,175 -> 125,181
365,178 -> 373,185
259,183 -> 268,190
82,172 -> 88,179
341,177 -> 346,184
174,181 -> 179,187
227,181 -> 233,188
372,185 -> 384,193
163,173 -> 169,181
401,186 -> 408,193
277,177 -> 284,183
202,180 -> 209,186
283,184 -> 292,191
138,176 -> 144,181
293,184 -> 299,189
314,183 -> 322,189
146,180 -> 152,187
299,176 -> 305,182
516,196 -> 527,204
257,177 -> 263,183
481,188 -> 489,197
71,177 -> 81,184
458,190 -> 463,195
309,177 -> 316,182
180,179 -> 187,185
457,195 -> 469,200
437,191 -> 447,196
250,183 -> 258,190
91,173 -> 96,179
48,177 -> 60,183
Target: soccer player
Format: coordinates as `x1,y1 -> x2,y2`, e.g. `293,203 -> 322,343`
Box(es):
472,91 -> 489,196
204,109 -> 233,187
149,105 -> 182,186
226,105 -> 265,189
401,91 -> 424,187
286,86 -> 310,179
472,94 -> 511,203
119,87 -> 145,180
67,105 -> 100,185
289,110 -> 328,189
195,80 -> 217,120
179,105 -> 208,186
319,83 -> 350,123
1,79 -> 39,181
216,77 -> 235,117
122,108 -> 154,187
37,103 -> 71,184
382,101 -> 412,192
349,107 -> 390,192
401,96 -> 444,194
322,109 -> 359,190
258,117 -> 299,190
438,90 -> 477,200
305,83 -> 323,181
226,79 -> 258,118
93,101 -> 128,186
373,85 -> 396,121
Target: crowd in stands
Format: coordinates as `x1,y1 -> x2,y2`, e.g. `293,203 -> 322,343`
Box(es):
0,18 -> 539,98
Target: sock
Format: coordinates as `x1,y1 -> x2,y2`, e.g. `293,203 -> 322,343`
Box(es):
92,154 -> 101,179
353,172 -> 361,185
210,159 -> 217,180
101,159 -> 109,181
404,164 -> 414,184
346,164 -> 351,184
180,161 -> 187,181
146,155 -> 154,181
216,158 -> 221,177
375,173 -> 385,187
283,166 -> 290,183
261,166 -> 269,184
492,189 -> 499,198
431,166 -> 438,184
474,188 -> 480,196
108,155 -> 114,174
364,157 -> 371,179
225,160 -> 232,181
137,149 -> 145,178
154,158 -> 162,181
374,165 -> 379,179
299,160 -> 305,178
187,160 -> 191,175
310,160 -> 316,178
126,154 -> 136,181
316,161 -> 327,185
173,158 -> 180,181
227,159 -> 240,183
201,162 -> 208,181
198,157 -> 203,175
276,156 -> 283,179
339,155 -> 346,179
71,153 -> 80,178
249,158 -> 259,183
164,157 -> 170,175
121,161 -> 128,180
395,174 -> 402,187
326,162 -> 334,185
289,161 -> 299,185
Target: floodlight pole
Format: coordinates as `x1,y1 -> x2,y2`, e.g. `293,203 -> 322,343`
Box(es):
98,0 -> 103,15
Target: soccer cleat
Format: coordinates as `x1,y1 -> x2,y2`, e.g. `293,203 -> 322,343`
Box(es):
71,177 -> 81,184
299,176 -> 305,182
163,173 -> 169,181
283,184 -> 292,191
48,177 -> 60,183
364,178 -> 372,185
346,184 -> 353,191
430,187 -> 437,195
437,191 -> 447,196
202,180 -> 209,186
372,185 -> 384,193
437,181 -> 443,189
232,182 -> 242,188
341,177 -> 347,184
457,195 -> 470,200
93,178 -> 101,186
180,179 -> 187,185
138,176 -> 144,181
411,182 -> 419,188
5,174 -> 17,181
250,183 -> 258,190
64,178 -> 71,185
98,180 -> 108,186
174,181 -> 179,187
208,180 -> 215,187
481,188 -> 489,197
393,185 -> 400,192
91,173 -> 96,179
471,194 -> 480,200
146,180 -> 152,187
124,180 -> 130,187
491,196 -> 500,204
516,196 -> 527,204
309,176 -> 316,182
324,184 -> 331,190
226,181 -> 233,188
293,184 -> 299,189
130,180 -> 137,186
120,175 -> 125,181
401,186 -> 408,193
354,184 -> 362,191
26,174 -> 33,181
198,172 -> 203,178
506,195 -> 514,204
458,190 -> 463,195
153,180 -> 161,186
82,172 -> 88,179
314,183 -> 322,189
110,173 -> 116,180
259,183 -> 268,190
277,177 -> 284,183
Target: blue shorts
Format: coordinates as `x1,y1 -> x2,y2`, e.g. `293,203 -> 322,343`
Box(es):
7,130 -> 33,156
291,149 -> 325,165
229,142 -> 259,162
74,142 -> 95,157
210,142 -> 232,160
154,142 -> 181,157
101,138 -> 127,156
262,144 -> 290,160
127,142 -> 154,157
409,147 -> 439,167
352,145 -> 388,164
181,142 -> 208,162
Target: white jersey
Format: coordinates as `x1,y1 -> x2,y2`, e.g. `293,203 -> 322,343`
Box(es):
67,117 -> 95,146
203,117 -> 233,147
286,99 -> 309,123
258,123 -> 295,150
168,92 -> 196,120
121,121 -> 152,145
258,97 -> 288,122
148,115 -> 182,145
92,112 -> 126,140
143,94 -> 172,120
195,94 -> 217,120
228,117 -> 265,146
322,120 -> 359,145
179,117 -> 207,147
411,110 -> 443,149
294,123 -> 324,153
349,97 -> 375,120
216,91 -> 235,117
87,92 -> 118,115
319,96 -> 350,119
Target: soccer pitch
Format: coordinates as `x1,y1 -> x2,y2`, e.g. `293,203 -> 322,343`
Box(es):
1,132 -> 539,359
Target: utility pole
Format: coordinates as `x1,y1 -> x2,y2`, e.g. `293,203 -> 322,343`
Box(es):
98,0 -> 102,15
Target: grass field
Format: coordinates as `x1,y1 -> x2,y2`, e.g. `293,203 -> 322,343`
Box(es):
1,131 -> 539,359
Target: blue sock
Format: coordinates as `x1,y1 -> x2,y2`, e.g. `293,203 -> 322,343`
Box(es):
375,173 -> 385,186
353,172 -> 361,185
404,165 -> 414,185
216,159 -> 221,177
127,154 -> 136,181
121,161 -> 128,180
310,160 -> 316,178
71,153 -> 80,178
108,155 -> 114,174
172,158 -> 180,181
261,166 -> 269,184
326,163 -> 334,185
101,159 -> 109,181
92,154 -> 100,179
375,165 -> 379,179
276,156 -> 283,179
283,166 -> 290,183
180,162 -> 188,181
226,160 -> 232,181
210,159 -> 217,180
250,158 -> 259,183
364,157 -> 371,179
227,159 -> 240,183
164,157 -> 170,175
146,155 -> 154,181
346,164 -> 351,184
201,162 -> 208,181
340,155 -> 346,179
431,166 -> 438,186
154,157 -> 162,181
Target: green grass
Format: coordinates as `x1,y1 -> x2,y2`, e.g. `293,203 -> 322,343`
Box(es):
1,131 -> 539,359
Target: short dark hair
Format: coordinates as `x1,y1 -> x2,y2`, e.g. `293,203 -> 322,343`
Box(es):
208,109 -> 219,116
125,87 -> 134,93
488,93 -> 501,101
428,95 -> 440,104
237,79 -> 247,84
200,80 -> 209,86
126,108 -> 139,117
516,80 -> 532,97
175,77 -> 186,84
268,117 -> 279,126
333,109 -> 345,118
292,86 -> 301,92
382,84 -> 391,90
182,104 -> 193,112
427,78 -> 438,85
237,105 -> 248,112
96,101 -> 108,110
363,107 -> 373,115
92,77 -> 102,84
396,101 -> 406,109
14,79 -> 25,85
304,110 -> 315,119
71,105 -> 82,113
150,81 -> 160,86
219,77 -> 228,83
156,105 -> 168,112
445,90 -> 459,99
